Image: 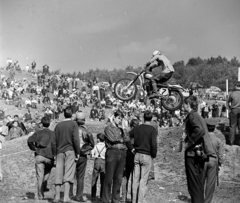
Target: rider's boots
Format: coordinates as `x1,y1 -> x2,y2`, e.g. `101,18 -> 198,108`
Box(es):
149,79 -> 159,98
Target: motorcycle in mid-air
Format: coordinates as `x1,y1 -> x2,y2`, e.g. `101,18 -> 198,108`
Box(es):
114,69 -> 184,111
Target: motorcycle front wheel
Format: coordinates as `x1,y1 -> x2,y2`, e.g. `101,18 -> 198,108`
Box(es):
114,78 -> 137,101
161,89 -> 183,111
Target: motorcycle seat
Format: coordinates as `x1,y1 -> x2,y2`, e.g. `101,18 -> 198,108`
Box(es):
168,84 -> 183,88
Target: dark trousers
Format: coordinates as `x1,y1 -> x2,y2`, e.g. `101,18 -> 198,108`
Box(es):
229,108 -> 240,144
76,155 -> 87,198
122,150 -> 134,201
185,155 -> 205,203
102,148 -> 126,203
91,158 -> 105,198
203,157 -> 218,203
148,72 -> 173,93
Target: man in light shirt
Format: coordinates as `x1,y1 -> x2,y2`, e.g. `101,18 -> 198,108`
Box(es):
145,50 -> 175,98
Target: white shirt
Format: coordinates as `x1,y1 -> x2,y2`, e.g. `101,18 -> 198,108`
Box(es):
91,142 -> 106,159
150,54 -> 174,73
92,85 -> 99,91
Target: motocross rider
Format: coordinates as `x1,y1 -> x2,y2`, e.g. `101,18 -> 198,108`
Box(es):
145,50 -> 175,98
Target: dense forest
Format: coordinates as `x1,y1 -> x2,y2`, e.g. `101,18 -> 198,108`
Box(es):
53,56 -> 240,91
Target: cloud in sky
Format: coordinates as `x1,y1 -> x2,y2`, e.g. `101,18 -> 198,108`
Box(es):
119,37 -> 177,56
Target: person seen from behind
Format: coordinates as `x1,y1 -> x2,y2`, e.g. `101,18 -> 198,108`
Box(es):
129,110 -> 158,203
51,107 -> 80,203
203,118 -> 223,203
91,133 -> 106,201
121,118 -> 140,203
27,116 -> 54,200
227,81 -> 240,145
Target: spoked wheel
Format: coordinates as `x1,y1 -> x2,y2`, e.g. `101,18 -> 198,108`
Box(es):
161,90 -> 184,111
114,78 -> 137,101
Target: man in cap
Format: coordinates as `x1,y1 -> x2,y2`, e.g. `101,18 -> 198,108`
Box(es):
203,118 -> 224,203
71,112 -> 95,202
227,81 -> 240,145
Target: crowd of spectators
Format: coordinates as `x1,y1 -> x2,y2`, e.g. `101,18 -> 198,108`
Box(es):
0,60 -> 231,203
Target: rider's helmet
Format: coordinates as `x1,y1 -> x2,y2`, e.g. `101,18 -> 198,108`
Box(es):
152,50 -> 161,57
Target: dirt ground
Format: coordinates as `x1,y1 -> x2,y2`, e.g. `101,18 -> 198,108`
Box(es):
1,118 -> 240,203
0,71 -> 240,202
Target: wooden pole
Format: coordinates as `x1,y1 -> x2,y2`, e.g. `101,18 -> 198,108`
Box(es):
226,79 -> 228,118
238,67 -> 240,81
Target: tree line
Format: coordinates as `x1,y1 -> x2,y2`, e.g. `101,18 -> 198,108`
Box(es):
52,56 -> 240,91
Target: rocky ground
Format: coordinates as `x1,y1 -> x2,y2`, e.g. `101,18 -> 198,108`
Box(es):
1,118 -> 240,203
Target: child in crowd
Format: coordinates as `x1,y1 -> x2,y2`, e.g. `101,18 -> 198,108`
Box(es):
91,133 -> 106,201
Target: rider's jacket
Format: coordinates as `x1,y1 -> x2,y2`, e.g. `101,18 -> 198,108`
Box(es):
147,54 -> 174,74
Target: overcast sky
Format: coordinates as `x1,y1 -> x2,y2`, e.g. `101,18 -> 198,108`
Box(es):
0,0 -> 240,73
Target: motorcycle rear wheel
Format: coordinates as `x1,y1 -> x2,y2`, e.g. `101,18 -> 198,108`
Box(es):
161,89 -> 183,111
114,78 -> 137,101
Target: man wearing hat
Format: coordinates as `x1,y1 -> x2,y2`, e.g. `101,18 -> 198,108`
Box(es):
70,112 -> 95,202
227,81 -> 240,145
204,118 -> 223,203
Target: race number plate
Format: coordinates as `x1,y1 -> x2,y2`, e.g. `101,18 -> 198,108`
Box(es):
159,88 -> 169,96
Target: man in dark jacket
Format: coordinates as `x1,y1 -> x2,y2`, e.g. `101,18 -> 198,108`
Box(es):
130,111 -> 158,203
27,116 -> 54,200
71,112 -> 95,202
203,118 -> 223,203
183,95 -> 216,203
227,81 -> 240,145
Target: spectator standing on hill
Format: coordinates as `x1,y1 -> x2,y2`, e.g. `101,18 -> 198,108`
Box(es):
121,118 -> 139,203
90,105 -> 99,121
27,117 -> 54,200
211,101 -> 219,118
129,111 -> 158,203
182,96 -> 216,203
51,107 -> 80,203
203,118 -> 223,203
70,112 -> 95,202
202,103 -> 211,118
102,111 -> 131,203
227,81 -> 240,145
91,133 -> 106,201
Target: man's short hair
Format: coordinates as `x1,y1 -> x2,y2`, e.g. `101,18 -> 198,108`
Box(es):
184,95 -> 198,111
41,117 -> 50,128
114,110 -> 124,118
130,118 -> 140,128
207,125 -> 215,132
97,133 -> 105,142
14,115 -> 19,118
64,107 -> 73,118
143,110 -> 153,122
